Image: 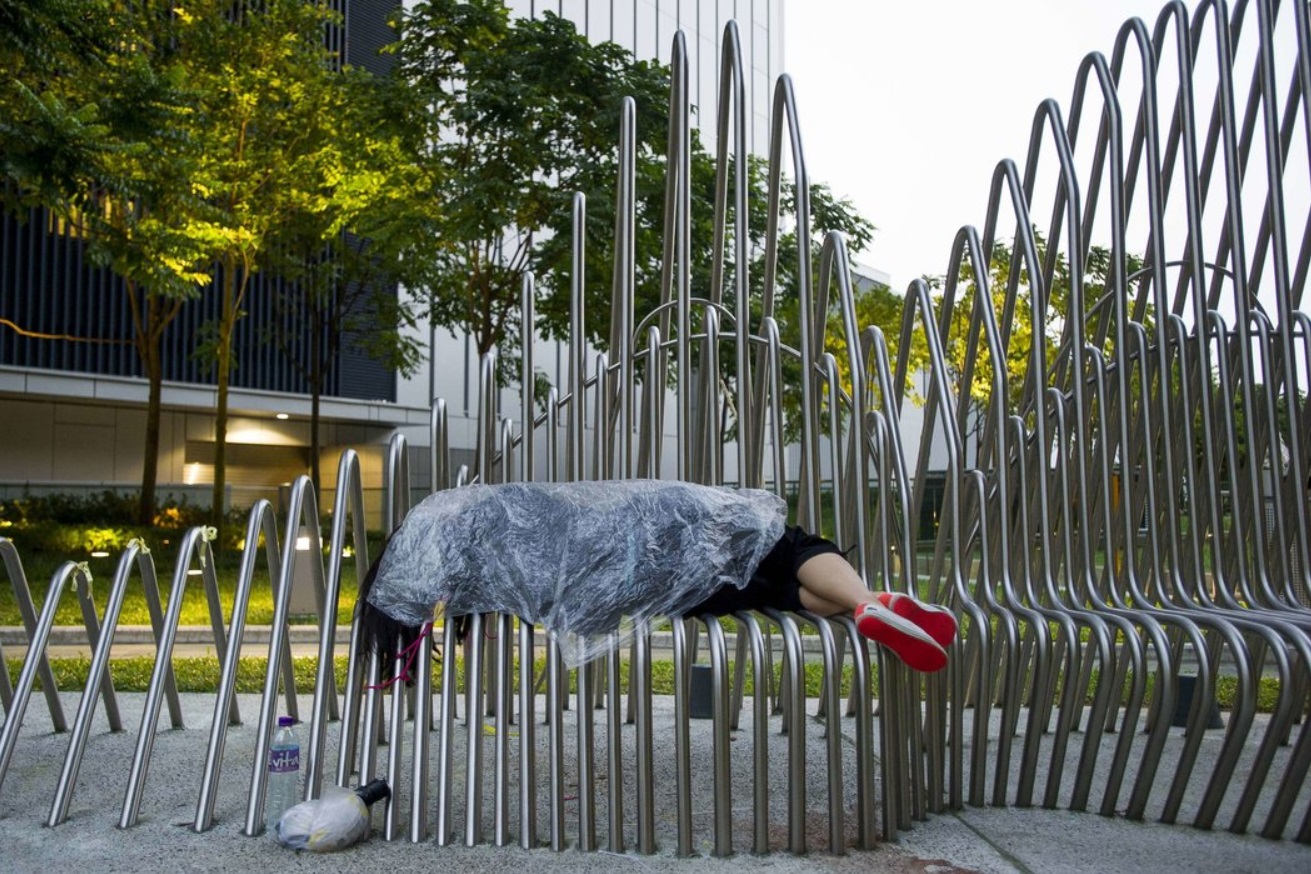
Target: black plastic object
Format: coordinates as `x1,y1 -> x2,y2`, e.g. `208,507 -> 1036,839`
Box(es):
1171,674 -> 1225,731
354,778 -> 390,807
690,664 -> 714,719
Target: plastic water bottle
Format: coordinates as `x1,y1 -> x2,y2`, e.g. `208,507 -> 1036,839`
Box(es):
265,716 -> 300,833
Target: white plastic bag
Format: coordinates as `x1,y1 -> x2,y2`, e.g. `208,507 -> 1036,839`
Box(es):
274,785 -> 373,852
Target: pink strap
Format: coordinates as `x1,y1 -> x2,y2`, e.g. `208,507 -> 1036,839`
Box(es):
365,622 -> 433,690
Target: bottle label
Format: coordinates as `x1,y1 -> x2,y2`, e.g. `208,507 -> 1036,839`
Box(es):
268,746 -> 300,774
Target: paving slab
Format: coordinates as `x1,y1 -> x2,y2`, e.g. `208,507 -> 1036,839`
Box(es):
3,688 -> 1309,874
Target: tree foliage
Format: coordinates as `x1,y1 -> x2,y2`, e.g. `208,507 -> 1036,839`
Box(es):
391,0 -> 879,418
3,0 -> 427,523
5,0 -> 886,511
263,65 -> 427,494
391,1 -> 674,381
926,235 -> 1145,426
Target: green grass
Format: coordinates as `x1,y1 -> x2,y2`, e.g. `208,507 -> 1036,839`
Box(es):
4,655 -> 1284,713
5,655 -> 854,698
1,536 -> 379,628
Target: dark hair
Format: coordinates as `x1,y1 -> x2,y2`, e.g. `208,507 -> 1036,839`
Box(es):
354,541 -> 470,676
354,546 -> 423,669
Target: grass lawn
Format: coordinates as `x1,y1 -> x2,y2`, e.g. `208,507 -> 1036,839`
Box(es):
1,535 -> 376,628
3,653 -> 1282,713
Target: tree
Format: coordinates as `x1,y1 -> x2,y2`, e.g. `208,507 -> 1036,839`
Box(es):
927,234 -> 1145,447
263,66 -> 428,496
0,0 -> 115,209
392,0 -> 878,428
173,0 -> 357,529
3,2 -> 215,524
391,1 -> 672,383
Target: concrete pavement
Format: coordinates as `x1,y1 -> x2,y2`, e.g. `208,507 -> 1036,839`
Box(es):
2,669 -> 1310,873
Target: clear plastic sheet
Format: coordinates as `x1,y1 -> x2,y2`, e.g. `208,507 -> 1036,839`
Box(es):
274,786 -> 371,852
368,480 -> 786,665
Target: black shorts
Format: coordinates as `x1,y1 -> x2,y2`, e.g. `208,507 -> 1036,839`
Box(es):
685,525 -> 845,616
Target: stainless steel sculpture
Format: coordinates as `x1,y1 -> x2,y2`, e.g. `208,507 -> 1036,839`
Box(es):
1,0 -> 1308,854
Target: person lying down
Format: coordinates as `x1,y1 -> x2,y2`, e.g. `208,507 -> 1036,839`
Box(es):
356,479 -> 957,672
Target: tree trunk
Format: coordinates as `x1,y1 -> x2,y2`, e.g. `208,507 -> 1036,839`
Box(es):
311,389 -> 321,498
210,263 -> 237,538
309,301 -> 323,498
138,336 -> 163,525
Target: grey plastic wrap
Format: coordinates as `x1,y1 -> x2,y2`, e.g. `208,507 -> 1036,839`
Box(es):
368,479 -> 786,665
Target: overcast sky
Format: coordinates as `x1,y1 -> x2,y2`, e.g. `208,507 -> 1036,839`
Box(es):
784,0 -> 1195,290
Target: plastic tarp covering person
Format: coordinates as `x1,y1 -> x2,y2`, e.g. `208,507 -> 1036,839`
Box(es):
367,480 -> 786,665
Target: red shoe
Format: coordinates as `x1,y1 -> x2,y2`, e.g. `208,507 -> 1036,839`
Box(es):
855,602 -> 948,673
875,591 -> 958,649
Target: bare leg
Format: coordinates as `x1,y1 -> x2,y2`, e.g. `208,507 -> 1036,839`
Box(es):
795,551 -> 956,673
795,552 -> 871,617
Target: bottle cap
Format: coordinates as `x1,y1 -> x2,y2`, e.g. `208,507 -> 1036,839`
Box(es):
277,716 -> 296,727
354,778 -> 391,807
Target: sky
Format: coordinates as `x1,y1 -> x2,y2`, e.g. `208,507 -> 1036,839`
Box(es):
783,0 -> 1193,290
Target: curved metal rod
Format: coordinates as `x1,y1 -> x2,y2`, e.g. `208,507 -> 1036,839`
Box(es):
120,526 -> 218,828
654,31 -> 692,482
568,192 -> 588,483
731,610 -> 771,854
960,470 -> 1020,808
0,561 -> 92,797
520,276 -> 537,484
604,629 -> 623,853
193,502 -> 282,831
432,397 -> 450,493
1001,414 -> 1085,812
670,616 -> 693,856
305,449 -> 366,801
433,617 -> 458,846
384,436 -> 416,841
760,317 -> 788,496
608,97 -> 636,481
710,22 -> 756,483
700,617 -> 733,857
631,618 -> 655,854
545,630 -> 565,851
630,297 -> 738,352
50,539 -> 193,827
0,538 -> 68,731
241,476 -> 324,835
831,614 -> 877,848
518,619 -> 538,850
637,327 -> 664,479
819,231 -> 871,576
762,74 -> 820,529
860,327 -> 917,597
463,612 -> 486,846
760,608 -> 806,854
695,308 -> 720,484
796,610 -> 845,853
477,351 -> 497,485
